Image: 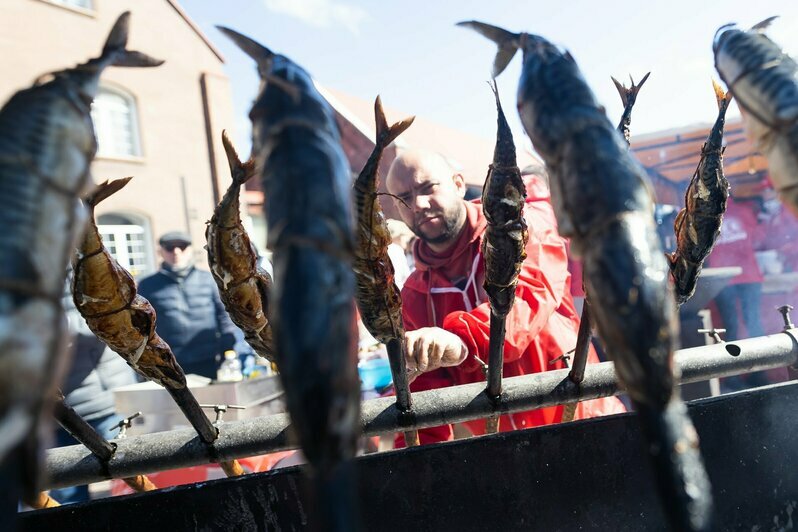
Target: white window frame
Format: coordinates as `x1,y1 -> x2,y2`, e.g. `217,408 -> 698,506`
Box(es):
36,0 -> 95,17
91,85 -> 144,161
97,216 -> 155,278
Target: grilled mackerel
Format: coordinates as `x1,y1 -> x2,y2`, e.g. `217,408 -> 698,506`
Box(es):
73,178 -> 217,444
482,82 -> 528,433
353,97 -> 413,343
714,17 -> 798,215
72,178 -> 185,388
459,21 -> 713,531
669,82 -> 732,305
352,96 -> 416,445
206,131 -> 275,361
220,27 -> 361,530
0,12 -> 161,480
612,73 -> 651,145
482,82 -> 528,319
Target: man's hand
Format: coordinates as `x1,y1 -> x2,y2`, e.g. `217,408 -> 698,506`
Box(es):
404,327 -> 468,379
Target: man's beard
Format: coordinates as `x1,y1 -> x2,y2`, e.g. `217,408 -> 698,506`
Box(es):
413,206 -> 464,245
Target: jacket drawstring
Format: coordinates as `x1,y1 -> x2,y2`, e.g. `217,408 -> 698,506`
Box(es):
428,253 -> 484,326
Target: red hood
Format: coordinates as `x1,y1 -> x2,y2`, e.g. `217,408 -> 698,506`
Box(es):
412,201 -> 486,273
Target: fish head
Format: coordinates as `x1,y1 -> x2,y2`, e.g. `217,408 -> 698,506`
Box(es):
712,23 -> 741,56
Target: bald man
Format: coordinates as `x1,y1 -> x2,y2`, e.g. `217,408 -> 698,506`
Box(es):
386,149 -> 625,445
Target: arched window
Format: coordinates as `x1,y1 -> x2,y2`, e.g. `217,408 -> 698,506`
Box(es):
97,213 -> 154,278
44,0 -> 94,11
91,86 -> 142,159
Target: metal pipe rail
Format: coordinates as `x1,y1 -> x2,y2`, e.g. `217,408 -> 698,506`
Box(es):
45,330 -> 798,489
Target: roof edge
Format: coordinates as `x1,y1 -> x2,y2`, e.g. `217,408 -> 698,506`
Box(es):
166,0 -> 225,63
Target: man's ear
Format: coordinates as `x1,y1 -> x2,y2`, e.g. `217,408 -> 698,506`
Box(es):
452,173 -> 467,198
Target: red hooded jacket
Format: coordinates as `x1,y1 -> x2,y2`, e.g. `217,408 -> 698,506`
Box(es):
397,179 -> 626,445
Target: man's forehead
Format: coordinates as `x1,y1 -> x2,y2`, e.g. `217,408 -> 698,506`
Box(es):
388,153 -> 449,192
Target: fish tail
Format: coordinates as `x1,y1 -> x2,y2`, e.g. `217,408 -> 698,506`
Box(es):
612,72 -> 650,107
374,96 -> 414,149
751,16 -> 778,32
85,177 -> 132,210
101,12 -> 164,68
217,26 -> 274,69
216,26 -> 300,102
221,130 -> 256,186
488,79 -> 508,123
456,21 -> 521,78
711,79 -> 733,110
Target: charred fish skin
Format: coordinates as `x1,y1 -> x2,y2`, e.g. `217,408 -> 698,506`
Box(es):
459,21 -> 713,531
714,17 -> 798,214
482,81 -> 528,318
0,12 -> 162,467
669,83 -> 732,305
206,131 -> 275,361
219,28 -> 360,478
353,96 -> 414,344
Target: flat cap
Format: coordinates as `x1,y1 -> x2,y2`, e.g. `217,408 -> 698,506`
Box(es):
158,231 -> 192,246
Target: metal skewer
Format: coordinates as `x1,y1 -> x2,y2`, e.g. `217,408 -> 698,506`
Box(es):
386,338 -> 420,447
562,303 -> 592,422
45,328 -> 798,489
485,311 -> 506,433
199,403 -> 247,477
52,392 -> 157,493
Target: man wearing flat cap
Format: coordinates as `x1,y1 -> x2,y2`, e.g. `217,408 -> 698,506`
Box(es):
138,231 -> 238,378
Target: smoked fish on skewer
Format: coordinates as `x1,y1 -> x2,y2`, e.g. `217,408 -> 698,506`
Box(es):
481,82 -> 528,434
220,27 -> 361,531
206,131 -> 275,362
668,82 -> 732,305
459,20 -> 713,531
352,96 -> 417,446
714,17 -> 798,216
563,71 -> 651,423
72,177 -> 243,476
0,11 -> 161,497
613,72 -> 651,145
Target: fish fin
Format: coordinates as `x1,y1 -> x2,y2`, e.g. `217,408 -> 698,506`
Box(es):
488,79 -> 510,125
216,27 -> 299,102
488,79 -> 500,103
102,12 -> 164,68
217,26 -> 274,71
635,72 -> 651,92
456,21 -> 520,77
112,51 -> 164,68
374,96 -> 414,148
85,176 -> 133,208
611,76 -> 628,107
613,72 -> 650,107
712,79 -> 733,109
221,130 -> 257,186
751,16 -> 778,32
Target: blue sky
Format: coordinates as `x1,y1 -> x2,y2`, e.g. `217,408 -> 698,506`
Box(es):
181,0 -> 798,156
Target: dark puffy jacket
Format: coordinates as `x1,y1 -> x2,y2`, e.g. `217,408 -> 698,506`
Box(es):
63,298 -> 137,421
137,264 -> 238,378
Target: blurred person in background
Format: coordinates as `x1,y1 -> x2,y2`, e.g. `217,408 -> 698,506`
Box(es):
138,231 -> 238,379
386,218 -> 414,289
707,196 -> 768,391
385,149 -> 626,446
50,275 -> 137,504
